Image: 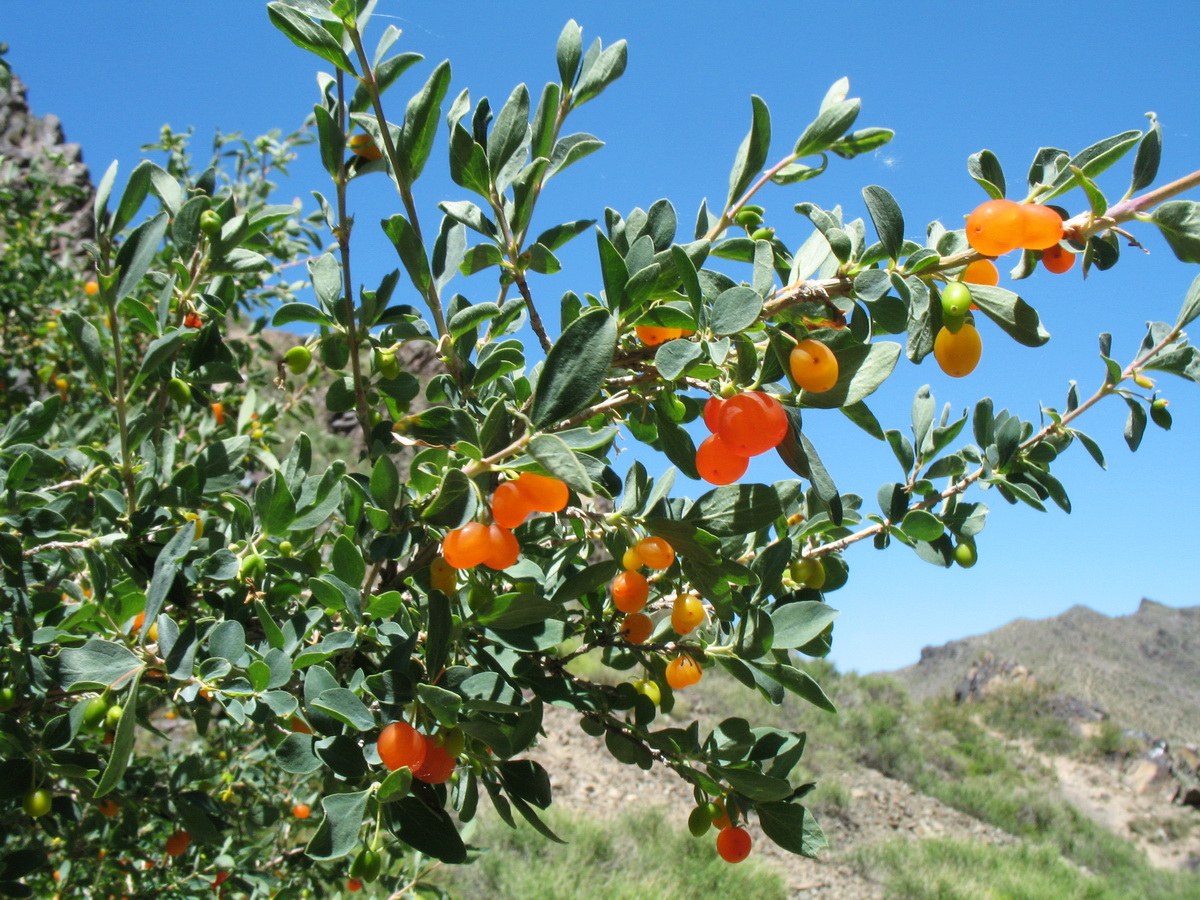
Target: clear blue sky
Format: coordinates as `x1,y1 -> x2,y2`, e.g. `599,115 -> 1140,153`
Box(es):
7,1 -> 1199,674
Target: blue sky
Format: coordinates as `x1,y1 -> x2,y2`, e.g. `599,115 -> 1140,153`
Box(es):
7,1 -> 1199,674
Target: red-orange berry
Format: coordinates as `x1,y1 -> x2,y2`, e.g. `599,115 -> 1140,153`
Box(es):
84,280 -> 100,296
513,472 -> 569,513
716,826 -> 752,863
961,258 -> 999,286
97,798 -> 120,817
789,340 -> 839,393
491,481 -> 532,529
611,570 -> 650,614
1020,204 -> 1065,250
666,654 -> 703,689
695,433 -> 749,486
636,325 -> 683,346
183,312 -> 203,329
412,739 -> 456,784
671,594 -> 705,635
292,803 -> 311,819
165,830 -> 191,857
442,522 -> 491,570
966,198 -> 1025,256
1042,243 -> 1075,274
378,721 -> 427,772
347,878 -> 363,892
702,395 -> 727,432
619,612 -> 653,644
211,401 -> 225,425
714,392 -> 788,456
482,524 -> 520,570
290,716 -> 313,734
934,322 -> 982,378
636,536 -> 675,570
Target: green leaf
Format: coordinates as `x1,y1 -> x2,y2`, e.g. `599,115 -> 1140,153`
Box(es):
685,484 -> 782,536
487,83 -> 530,175
422,467 -> 478,529
1154,201 -> 1200,264
751,661 -> 836,713
1174,272 -> 1200,330
114,212 -> 169,303
556,19 -> 583,86
757,801 -> 827,858
830,127 -> 894,159
797,341 -> 901,409
471,593 -> 561,629
59,311 -> 110,396
527,433 -> 591,495
272,302 -> 333,328
57,640 -> 143,691
862,185 -> 904,259
392,796 -> 468,863
771,601 -> 840,650
794,94 -> 860,158
968,285 -> 1050,347
94,669 -> 141,797
1130,112 -> 1162,193
331,535 -> 366,587
277,733 -> 322,774
1044,130 -> 1141,201
776,410 -> 843,525
655,339 -> 702,381
313,688 -> 375,731
968,149 -> 1006,199
901,509 -> 944,542
727,95 -> 771,208
382,213 -> 431,295
306,789 -> 370,861
531,308 -> 616,428
709,285 -> 763,335
399,59 -> 451,182
573,39 -> 627,107
711,766 -> 793,802
595,230 -> 627,309
267,2 -> 354,73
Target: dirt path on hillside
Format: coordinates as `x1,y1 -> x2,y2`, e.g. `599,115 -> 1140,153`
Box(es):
527,705 -> 1016,899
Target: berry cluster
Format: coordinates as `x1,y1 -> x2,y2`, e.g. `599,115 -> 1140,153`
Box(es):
442,472 -> 570,571
687,798 -> 752,862
966,198 -> 1074,273
695,391 -> 788,485
934,282 -> 983,378
377,720 -> 460,784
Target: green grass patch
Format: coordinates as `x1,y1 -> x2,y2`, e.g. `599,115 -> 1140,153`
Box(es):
430,805 -> 787,900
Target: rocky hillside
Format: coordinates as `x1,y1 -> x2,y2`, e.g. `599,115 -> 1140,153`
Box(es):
888,599 -> 1200,743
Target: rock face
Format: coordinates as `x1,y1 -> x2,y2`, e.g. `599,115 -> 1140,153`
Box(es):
0,63 -> 94,254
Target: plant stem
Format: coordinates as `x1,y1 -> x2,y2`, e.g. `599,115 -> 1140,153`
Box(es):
103,289 -> 138,517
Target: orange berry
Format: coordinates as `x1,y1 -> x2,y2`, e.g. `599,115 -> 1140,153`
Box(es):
671,594 -> 705,635
97,798 -> 120,817
934,322 -> 982,378
695,433 -> 749,486
965,198 -> 1024,256
618,612 -> 653,644
183,312 -> 203,329
1041,243 -> 1075,274
84,280 -> 100,296
789,340 -> 839,393
412,739 -> 456,784
1020,204 -> 1064,250
666,654 -> 703,689
621,547 -> 644,571
611,570 -> 650,614
636,536 -> 675,570
211,401 -> 225,425
702,395 -> 727,432
347,878 -> 364,892
442,522 -> 491,569
482,524 -> 520,570
961,259 -> 999,286
292,803 -> 311,819
514,472 -> 569,513
491,481 -> 532,529
709,798 -> 733,830
636,325 -> 683,346
714,392 -> 788,456
430,557 -> 457,595
132,611 -> 145,634
716,826 -> 752,863
378,721 -> 427,772
164,830 -> 191,857
347,133 -> 382,161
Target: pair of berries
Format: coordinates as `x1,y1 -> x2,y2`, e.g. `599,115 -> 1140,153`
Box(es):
934,282 -> 983,378
442,522 -> 519,570
377,721 -> 458,784
491,472 -> 569,529
611,536 -> 675,615
696,391 -> 788,485
965,199 -> 1065,257
636,325 -> 695,346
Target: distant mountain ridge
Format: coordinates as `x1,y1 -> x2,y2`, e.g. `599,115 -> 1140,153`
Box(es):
885,599 -> 1200,743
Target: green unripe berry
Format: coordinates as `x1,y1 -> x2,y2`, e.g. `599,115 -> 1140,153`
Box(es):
83,696 -> 109,730
0,686 -> 15,711
376,349 -> 400,380
350,849 -> 381,882
239,553 -> 266,581
284,346 -> 313,375
166,377 -> 192,405
940,282 -> 972,320
278,540 -> 293,557
440,727 -> 465,758
199,209 -> 222,237
789,557 -> 826,589
105,705 -> 123,730
733,209 -> 763,227
687,805 -> 712,837
750,227 -> 775,242
954,542 -> 977,568
23,788 -> 52,818
632,679 -> 661,706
